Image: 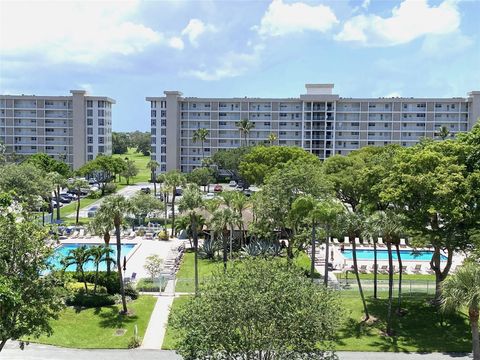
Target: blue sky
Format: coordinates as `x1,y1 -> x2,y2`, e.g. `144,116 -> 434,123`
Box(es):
1,0 -> 479,131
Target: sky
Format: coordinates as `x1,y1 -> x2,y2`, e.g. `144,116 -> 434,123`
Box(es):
0,0 -> 479,132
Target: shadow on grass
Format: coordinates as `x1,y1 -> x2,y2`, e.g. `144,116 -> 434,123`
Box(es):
336,294 -> 471,352
97,306 -> 139,329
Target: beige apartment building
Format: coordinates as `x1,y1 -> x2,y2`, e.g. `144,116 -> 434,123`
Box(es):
0,90 -> 115,169
149,84 -> 480,173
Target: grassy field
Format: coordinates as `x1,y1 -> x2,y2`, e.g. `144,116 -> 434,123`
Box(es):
113,148 -> 151,185
59,197 -> 99,220
26,296 -> 156,349
164,253 -> 471,352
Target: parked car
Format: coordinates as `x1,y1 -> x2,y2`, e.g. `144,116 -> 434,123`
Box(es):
87,206 -> 99,218
52,201 -> 63,208
228,180 -> 237,187
59,196 -> 71,204
214,184 -> 223,192
204,192 -> 215,200
175,188 -> 183,196
141,187 -> 151,194
88,178 -> 97,185
243,189 -> 253,197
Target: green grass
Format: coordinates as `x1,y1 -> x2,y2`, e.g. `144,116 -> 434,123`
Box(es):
162,292 -> 471,352
113,148 -> 151,185
175,252 -> 224,293
26,296 -> 157,349
59,197 -> 99,220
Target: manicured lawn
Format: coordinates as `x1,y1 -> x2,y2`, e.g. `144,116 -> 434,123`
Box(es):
26,295 -> 156,349
59,197 -> 99,220
162,292 -> 471,352
113,148 -> 150,185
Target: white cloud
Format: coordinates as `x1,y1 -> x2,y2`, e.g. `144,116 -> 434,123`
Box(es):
168,37 -> 185,50
335,0 -> 460,46
361,0 -> 371,10
255,0 -> 338,37
0,1 -> 166,63
184,44 -> 264,81
385,91 -> 402,98
181,19 -> 217,47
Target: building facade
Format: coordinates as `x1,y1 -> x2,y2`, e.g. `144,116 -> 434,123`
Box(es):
148,84 -> 480,173
0,90 -> 114,169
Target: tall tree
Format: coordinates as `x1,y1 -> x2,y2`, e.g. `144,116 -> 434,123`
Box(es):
236,118 -> 255,146
88,210 -> 115,274
69,179 -> 89,225
192,128 -> 209,163
61,245 -> 93,293
121,158 -> 138,185
442,262 -> 480,360
188,167 -> 215,193
147,160 -> 160,196
130,191 -> 164,226
164,170 -> 187,237
178,184 -> 204,296
112,132 -> 129,154
79,155 -> 117,196
437,125 -> 450,140
88,246 -> 115,295
267,132 -> 278,146
48,171 -> 66,221
96,195 -> 133,314
0,196 -> 64,352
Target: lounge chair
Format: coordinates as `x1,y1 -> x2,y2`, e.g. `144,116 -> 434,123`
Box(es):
411,264 -> 422,274
370,264 -> 378,273
332,238 -> 339,244
399,238 -> 407,248
359,265 -> 368,274
377,238 -> 385,247
379,265 -> 389,274
396,265 -> 407,274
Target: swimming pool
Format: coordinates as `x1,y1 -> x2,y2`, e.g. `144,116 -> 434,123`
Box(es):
50,243 -> 136,271
342,249 -> 447,261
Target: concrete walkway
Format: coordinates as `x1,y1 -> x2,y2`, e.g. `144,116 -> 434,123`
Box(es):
2,342 -> 471,360
140,280 -> 176,349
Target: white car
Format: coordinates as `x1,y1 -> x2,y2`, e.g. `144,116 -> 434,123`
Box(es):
228,180 -> 237,187
204,192 -> 215,200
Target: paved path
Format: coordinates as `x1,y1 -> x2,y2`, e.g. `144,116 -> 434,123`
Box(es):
140,280 -> 176,349
2,342 -> 471,360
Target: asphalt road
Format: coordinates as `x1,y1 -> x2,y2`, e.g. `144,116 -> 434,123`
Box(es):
2,342 -> 472,360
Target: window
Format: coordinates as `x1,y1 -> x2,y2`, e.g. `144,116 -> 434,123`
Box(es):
151,119 -> 157,126
87,118 -> 93,126
161,138 -> 166,145
88,155 -> 93,161
350,122 -> 359,126
98,101 -> 105,108
88,146 -> 93,152
151,101 -> 156,109
98,119 -> 104,126
219,121 -> 227,126
435,104 -> 442,108
368,122 -> 375,126
161,128 -> 166,136
87,100 -> 93,107
98,128 -> 104,135
151,110 -> 156,117
87,109 -> 93,116
161,146 -> 166,154
161,119 -> 166,126
161,155 -> 166,162
151,128 -> 156,135
98,146 -> 104,153
161,101 -> 166,108
87,128 -> 93,135
264,122 -> 271,126
98,137 -> 104,144
87,137 -> 93,144
98,110 -> 104,117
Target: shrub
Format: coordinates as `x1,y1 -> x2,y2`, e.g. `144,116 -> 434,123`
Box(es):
158,230 -> 169,240
199,238 -> 219,259
124,284 -> 139,300
66,293 -> 116,307
128,335 -> 141,349
73,272 -> 120,295
67,281 -> 107,294
136,278 -> 167,292
104,183 -> 117,194
144,254 -> 163,279
88,191 -> 102,199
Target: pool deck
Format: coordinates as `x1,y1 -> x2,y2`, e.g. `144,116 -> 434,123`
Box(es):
59,236 -> 183,279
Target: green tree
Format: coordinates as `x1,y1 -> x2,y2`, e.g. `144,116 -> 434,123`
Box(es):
25,152 -> 71,177
88,210 -> 114,274
0,198 -> 64,352
96,195 -> 133,314
130,131 -> 151,156
69,178 -> 89,225
436,125 -> 451,140
236,118 -> 255,146
171,258 -> 342,360
144,254 -> 163,280
192,128 -> 209,162
61,245 -> 93,293
121,158 -> 138,185
188,167 -> 215,192
164,170 -> 187,237
112,132 -> 129,154
178,184 -> 204,296
147,160 -> 160,196
79,155 -> 117,196
48,171 -> 67,221
211,146 -> 252,174
88,246 -> 115,295
239,145 -> 320,185
442,262 -> 480,360
370,210 -> 405,335
130,191 -> 164,226
267,132 -> 278,145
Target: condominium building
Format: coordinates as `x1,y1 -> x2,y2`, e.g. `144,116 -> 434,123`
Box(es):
0,90 -> 115,169
147,84 -> 480,173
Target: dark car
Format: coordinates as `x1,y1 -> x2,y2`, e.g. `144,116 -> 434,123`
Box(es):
59,196 -> 71,203
141,187 -> 151,194
243,189 -> 253,197
175,188 -> 183,196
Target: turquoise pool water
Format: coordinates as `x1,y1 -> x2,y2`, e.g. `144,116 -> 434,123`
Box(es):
51,243 -> 136,271
342,249 -> 447,261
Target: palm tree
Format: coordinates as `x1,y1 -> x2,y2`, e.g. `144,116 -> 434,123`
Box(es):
231,192 -> 249,247
61,245 -> 93,293
175,215 -> 192,248
371,210 -> 405,335
88,211 -> 114,274
211,207 -> 237,272
338,211 -> 370,321
442,262 -> 480,360
70,179 -> 89,225
48,172 -> 66,221
192,128 -> 209,163
267,132 -> 278,146
97,195 -> 133,314
219,192 -> 241,259
437,125 -> 450,140
88,246 -> 115,295
164,170 -> 186,237
147,160 -> 160,197
363,215 -> 380,299
237,119 -> 255,146
178,183 -> 204,296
